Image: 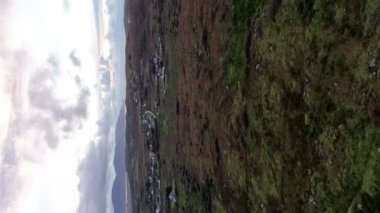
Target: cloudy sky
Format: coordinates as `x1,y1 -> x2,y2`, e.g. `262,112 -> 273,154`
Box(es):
0,0 -> 123,212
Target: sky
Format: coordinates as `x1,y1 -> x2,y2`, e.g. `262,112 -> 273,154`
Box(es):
0,0 -> 126,212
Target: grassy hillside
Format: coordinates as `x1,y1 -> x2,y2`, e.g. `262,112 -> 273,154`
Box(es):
127,0 -> 380,212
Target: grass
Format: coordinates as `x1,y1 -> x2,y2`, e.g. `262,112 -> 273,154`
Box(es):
161,115 -> 169,136
213,198 -> 228,213
151,0 -> 380,212
250,145 -> 282,204
172,171 -> 216,212
225,33 -> 246,92
222,0 -> 380,211
226,151 -> 246,190
225,0 -> 265,92
309,124 -> 380,212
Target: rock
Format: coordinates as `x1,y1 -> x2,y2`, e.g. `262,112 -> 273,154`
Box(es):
369,57 -> 378,75
153,57 -> 158,65
357,203 -> 363,210
169,190 -> 176,204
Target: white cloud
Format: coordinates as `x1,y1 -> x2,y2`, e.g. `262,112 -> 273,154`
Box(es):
0,0 -> 110,213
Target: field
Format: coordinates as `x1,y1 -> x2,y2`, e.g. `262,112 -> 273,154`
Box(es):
126,0 -> 380,212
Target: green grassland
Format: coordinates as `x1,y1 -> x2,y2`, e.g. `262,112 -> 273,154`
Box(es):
157,0 -> 380,212
225,0 -> 380,212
